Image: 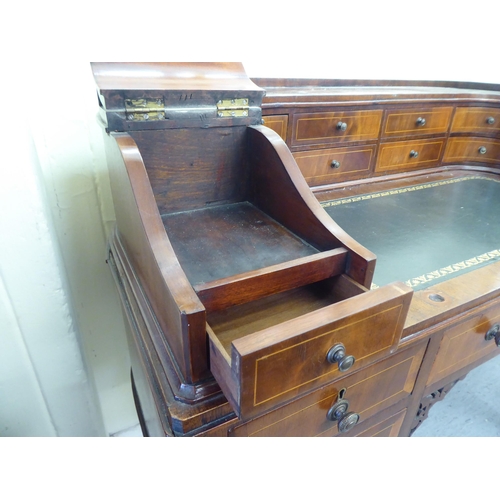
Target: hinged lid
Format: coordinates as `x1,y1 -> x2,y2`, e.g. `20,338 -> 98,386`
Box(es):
91,62 -> 265,132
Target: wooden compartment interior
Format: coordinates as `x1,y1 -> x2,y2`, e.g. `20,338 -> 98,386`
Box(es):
162,201 -> 319,285
131,125 -> 351,313
207,274 -> 367,360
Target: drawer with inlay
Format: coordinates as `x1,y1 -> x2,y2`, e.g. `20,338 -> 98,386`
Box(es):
375,138 -> 445,173
382,107 -> 453,138
451,107 -> 500,136
351,408 -> 407,437
293,145 -> 376,186
262,114 -> 289,141
207,276 -> 412,420
427,298 -> 500,388
443,137 -> 500,165
291,109 -> 383,147
228,341 -> 425,437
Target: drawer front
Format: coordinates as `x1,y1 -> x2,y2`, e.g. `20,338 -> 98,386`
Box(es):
262,114 -> 288,141
375,139 -> 445,173
211,282 -> 413,420
443,137 -> 500,164
293,145 -> 376,186
291,110 -> 383,147
427,299 -> 500,387
451,107 -> 500,136
352,408 -> 407,437
383,107 -> 453,138
229,342 -> 425,437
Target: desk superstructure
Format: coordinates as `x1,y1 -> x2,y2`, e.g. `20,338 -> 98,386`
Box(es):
92,63 -> 500,436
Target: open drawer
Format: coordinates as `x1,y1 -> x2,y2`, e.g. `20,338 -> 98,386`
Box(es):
207,275 -> 413,420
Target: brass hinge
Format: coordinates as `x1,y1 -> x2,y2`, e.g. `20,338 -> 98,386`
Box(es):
125,98 -> 165,121
216,98 -> 249,118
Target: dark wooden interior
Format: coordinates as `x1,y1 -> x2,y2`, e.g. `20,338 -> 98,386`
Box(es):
92,63 -> 500,436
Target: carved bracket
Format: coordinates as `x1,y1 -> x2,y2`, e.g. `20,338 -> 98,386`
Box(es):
410,375 -> 467,435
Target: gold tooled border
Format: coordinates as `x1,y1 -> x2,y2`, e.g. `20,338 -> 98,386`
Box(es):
320,176 -> 500,209
320,176 -> 500,290
370,249 -> 500,290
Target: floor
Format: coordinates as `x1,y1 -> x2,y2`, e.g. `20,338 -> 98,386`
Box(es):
111,424 -> 143,437
412,353 -> 500,437
113,353 -> 500,437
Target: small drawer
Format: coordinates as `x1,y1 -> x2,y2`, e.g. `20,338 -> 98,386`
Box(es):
291,110 -> 383,147
383,107 -> 453,138
443,137 -> 500,165
208,275 -> 412,420
262,114 -> 288,141
228,341 -> 425,437
293,145 -> 376,186
451,107 -> 500,136
427,298 -> 500,387
375,139 -> 445,173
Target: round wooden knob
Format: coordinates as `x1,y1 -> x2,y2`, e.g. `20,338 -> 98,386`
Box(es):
336,121 -> 348,131
485,323 -> 500,347
326,343 -> 356,372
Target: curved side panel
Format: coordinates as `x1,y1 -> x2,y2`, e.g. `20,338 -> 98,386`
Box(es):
247,125 -> 376,288
104,132 -> 209,386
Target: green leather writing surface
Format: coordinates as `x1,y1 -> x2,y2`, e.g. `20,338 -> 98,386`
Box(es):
322,176 -> 500,290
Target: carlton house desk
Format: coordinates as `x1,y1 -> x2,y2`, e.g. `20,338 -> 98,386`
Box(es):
91,62 -> 500,437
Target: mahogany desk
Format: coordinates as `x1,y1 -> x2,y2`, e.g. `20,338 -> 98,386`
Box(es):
92,63 -> 500,436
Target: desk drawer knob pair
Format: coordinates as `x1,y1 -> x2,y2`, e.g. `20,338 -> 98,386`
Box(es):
336,121 -> 348,131
327,388 -> 360,434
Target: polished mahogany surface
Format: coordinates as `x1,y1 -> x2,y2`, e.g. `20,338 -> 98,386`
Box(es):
92,62 -> 263,91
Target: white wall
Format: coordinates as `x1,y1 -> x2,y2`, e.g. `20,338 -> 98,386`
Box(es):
1,2 -> 498,438
1,62 -> 138,436
242,4 -> 500,84
0,99 -> 106,436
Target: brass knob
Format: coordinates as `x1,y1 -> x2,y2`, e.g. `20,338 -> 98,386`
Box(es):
327,399 -> 349,421
416,117 -> 426,126
336,121 -> 348,131
331,160 -> 341,169
326,343 -> 355,372
479,146 -> 487,155
410,150 -> 419,158
486,116 -> 495,125
338,412 -> 360,433
327,397 -> 360,433
485,323 -> 500,347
